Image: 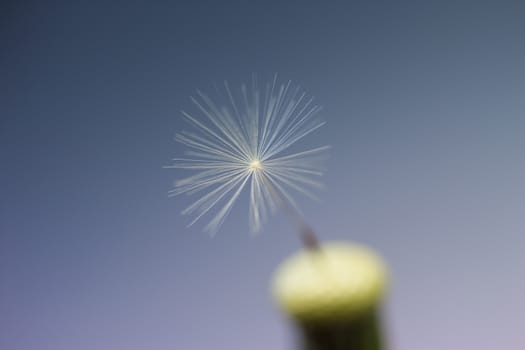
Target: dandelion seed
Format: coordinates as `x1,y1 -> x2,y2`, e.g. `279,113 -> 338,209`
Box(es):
166,75 -> 329,235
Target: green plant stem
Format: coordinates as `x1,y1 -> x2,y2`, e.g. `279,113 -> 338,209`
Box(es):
297,308 -> 384,350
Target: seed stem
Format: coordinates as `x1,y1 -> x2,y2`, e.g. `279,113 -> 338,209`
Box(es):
259,172 -> 320,250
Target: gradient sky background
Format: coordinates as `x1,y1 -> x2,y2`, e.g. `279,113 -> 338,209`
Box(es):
2,1 -> 524,349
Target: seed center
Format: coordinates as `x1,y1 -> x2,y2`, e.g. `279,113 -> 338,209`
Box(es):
249,159 -> 262,171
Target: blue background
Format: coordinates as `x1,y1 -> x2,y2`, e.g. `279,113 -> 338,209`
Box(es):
2,1 -> 524,349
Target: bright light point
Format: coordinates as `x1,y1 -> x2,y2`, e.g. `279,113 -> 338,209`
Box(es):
249,160 -> 262,171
